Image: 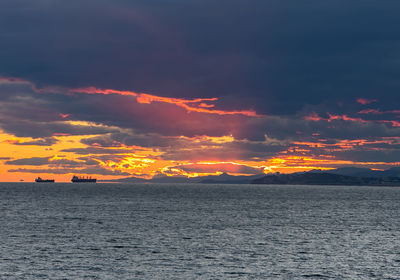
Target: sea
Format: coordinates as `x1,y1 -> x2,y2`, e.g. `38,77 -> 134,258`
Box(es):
0,183 -> 399,279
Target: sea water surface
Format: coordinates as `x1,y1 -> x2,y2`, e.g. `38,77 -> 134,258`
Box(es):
0,183 -> 399,279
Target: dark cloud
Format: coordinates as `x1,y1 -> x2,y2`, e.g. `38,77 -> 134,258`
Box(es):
1,0 -> 400,115
0,81 -> 121,138
0,117 -> 118,138
79,131 -> 290,161
4,155 -> 102,168
0,80 -> 257,139
5,154 -> 130,175
163,162 -> 264,176
2,74 -> 400,144
60,147 -> 136,155
76,157 -> 102,166
10,137 -> 58,146
8,167 -> 130,176
263,115 -> 400,141
336,149 -> 400,163
78,118 -> 400,163
160,139 -> 288,162
6,157 -> 51,166
81,132 -> 177,148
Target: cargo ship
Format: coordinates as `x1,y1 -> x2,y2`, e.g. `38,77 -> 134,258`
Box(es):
35,177 -> 55,183
71,175 -> 97,183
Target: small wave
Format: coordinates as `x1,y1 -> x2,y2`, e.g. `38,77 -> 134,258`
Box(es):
302,273 -> 330,278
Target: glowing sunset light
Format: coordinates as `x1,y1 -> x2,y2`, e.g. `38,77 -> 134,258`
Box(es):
59,113 -> 70,119
304,112 -> 400,128
1,3 -> 400,183
356,98 -> 377,105
71,87 -> 260,117
359,109 -> 400,115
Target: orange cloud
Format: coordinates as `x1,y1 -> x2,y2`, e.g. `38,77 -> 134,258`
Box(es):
2,76 -> 400,181
304,112 -> 323,121
359,109 -> 400,115
294,138 -> 400,153
376,120 -> 400,127
59,113 -> 70,119
356,98 -> 377,105
305,111 -> 400,130
71,87 -> 260,117
161,161 -> 263,176
358,109 -> 381,114
261,155 -> 400,174
304,112 -> 400,126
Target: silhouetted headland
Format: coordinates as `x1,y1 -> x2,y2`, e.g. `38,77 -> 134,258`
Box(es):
103,167 -> 400,186
251,172 -> 400,186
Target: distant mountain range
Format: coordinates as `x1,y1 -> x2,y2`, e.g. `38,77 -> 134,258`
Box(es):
102,167 -> 400,186
102,172 -> 264,184
251,172 -> 400,186
311,167 -> 400,178
252,167 -> 400,186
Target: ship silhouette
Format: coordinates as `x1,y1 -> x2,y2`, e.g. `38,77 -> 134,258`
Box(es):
35,177 -> 55,183
71,175 -> 97,183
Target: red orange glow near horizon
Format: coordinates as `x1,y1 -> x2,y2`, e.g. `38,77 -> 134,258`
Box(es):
1,77 -> 400,182
2,128 -> 400,182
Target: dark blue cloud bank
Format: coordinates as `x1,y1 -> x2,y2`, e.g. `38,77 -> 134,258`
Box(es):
1,0 -> 400,114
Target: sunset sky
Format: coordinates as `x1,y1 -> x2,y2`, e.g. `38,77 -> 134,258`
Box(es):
1,0 -> 400,182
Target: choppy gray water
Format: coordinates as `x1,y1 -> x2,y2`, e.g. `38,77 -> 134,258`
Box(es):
0,183 -> 399,279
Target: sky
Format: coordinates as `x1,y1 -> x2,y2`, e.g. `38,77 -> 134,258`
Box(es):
1,0 -> 400,182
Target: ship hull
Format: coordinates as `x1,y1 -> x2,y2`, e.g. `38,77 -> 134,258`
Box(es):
35,180 -> 55,183
71,179 -> 97,183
